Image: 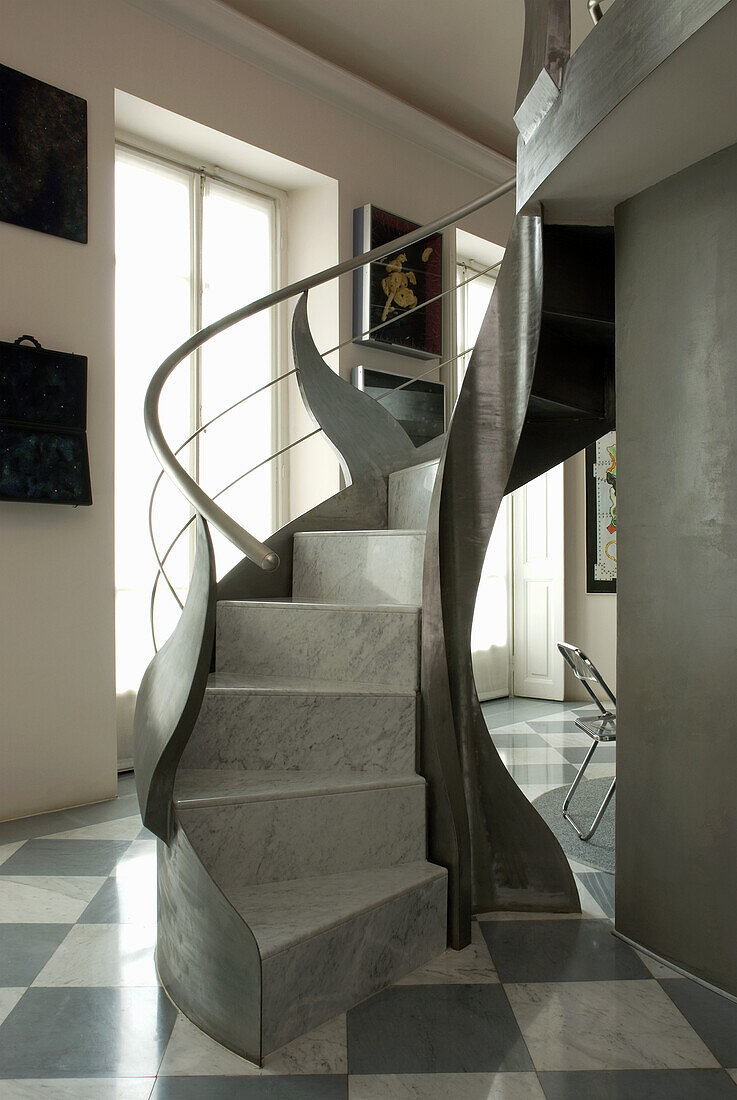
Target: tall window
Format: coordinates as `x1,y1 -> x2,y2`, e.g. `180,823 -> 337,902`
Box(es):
456,258 -> 497,389
115,144 -> 280,700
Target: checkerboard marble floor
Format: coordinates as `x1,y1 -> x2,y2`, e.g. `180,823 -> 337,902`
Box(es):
1,698 -> 736,1098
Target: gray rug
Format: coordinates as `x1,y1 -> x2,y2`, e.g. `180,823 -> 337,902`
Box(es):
532,779 -> 615,873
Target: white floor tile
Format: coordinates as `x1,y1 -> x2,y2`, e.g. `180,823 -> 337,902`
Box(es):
0,1081 -> 154,1099
0,842 -> 26,868
31,923 -> 158,987
39,817 -> 144,842
348,1073 -> 545,1099
396,923 -> 498,984
505,980 -> 720,1071
0,988 -> 25,1026
0,876 -> 106,923
158,1011 -> 347,1075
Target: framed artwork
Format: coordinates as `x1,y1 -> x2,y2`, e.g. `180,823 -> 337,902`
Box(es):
353,205 -> 442,359
586,430 -> 616,592
0,63 -> 88,243
352,365 -> 445,447
0,336 -> 91,506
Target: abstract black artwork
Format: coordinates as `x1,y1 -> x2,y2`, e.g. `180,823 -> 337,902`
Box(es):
0,64 -> 88,243
353,205 -> 442,359
0,337 -> 92,506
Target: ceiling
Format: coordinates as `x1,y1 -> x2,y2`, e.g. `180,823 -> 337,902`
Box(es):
218,0 -> 594,160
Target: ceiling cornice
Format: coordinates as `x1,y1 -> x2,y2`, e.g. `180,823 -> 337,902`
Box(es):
123,0 -> 516,182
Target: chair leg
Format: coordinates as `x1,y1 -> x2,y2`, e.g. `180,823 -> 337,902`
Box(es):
562,739 -> 598,814
564,776 -> 616,842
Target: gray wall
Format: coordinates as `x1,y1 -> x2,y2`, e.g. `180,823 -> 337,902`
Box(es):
616,141 -> 737,994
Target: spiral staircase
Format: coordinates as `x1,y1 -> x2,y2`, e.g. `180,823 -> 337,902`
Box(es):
132,0 -> 731,1065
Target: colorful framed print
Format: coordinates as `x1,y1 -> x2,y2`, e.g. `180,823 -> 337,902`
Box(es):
586,430 -> 616,593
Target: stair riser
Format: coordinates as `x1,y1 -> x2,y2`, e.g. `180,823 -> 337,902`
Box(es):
181,692 -> 417,774
292,531 -> 425,605
388,461 -> 439,530
261,873 -> 447,1054
180,784 -> 427,886
216,604 -> 420,690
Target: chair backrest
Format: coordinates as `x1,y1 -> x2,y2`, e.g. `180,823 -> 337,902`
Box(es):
557,642 -> 616,713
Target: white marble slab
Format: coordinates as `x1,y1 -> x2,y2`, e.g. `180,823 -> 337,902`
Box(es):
0,876 -> 106,923
182,686 -> 417,775
293,530 -> 425,606
388,459 -> 439,530
396,921 -> 499,984
159,1010 -> 347,1075
216,601 -> 420,690
0,988 -> 25,1026
505,980 -> 720,1070
349,1073 -> 545,1099
181,781 -> 427,885
175,768 -> 420,806
0,1083 -> 155,1099
40,816 -> 143,842
261,869 -> 447,1054
32,923 -> 157,988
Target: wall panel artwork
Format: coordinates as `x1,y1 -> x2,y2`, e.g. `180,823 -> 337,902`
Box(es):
586,431 -> 616,592
0,64 -> 88,243
353,205 -> 442,359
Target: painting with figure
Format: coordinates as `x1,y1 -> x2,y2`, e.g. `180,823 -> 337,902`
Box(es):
586,430 -> 616,592
0,63 -> 88,243
353,205 -> 442,359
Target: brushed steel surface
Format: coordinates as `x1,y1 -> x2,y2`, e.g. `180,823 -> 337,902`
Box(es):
422,214 -> 580,946
515,0 -> 570,139
133,515 -> 217,842
516,0 -> 732,210
156,823 -> 263,1063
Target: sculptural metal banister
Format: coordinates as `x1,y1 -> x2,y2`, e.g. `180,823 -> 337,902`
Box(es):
143,176 -> 515,573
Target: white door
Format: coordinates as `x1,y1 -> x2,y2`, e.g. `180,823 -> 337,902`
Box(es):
512,464 -> 565,700
472,496 -> 512,701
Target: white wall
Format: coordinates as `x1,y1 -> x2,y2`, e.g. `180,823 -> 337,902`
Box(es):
563,450 -> 617,701
1,0 -> 515,820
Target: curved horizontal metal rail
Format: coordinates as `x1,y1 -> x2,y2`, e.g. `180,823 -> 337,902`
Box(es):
144,176 -> 515,572
150,343 -> 476,647
149,258 -> 502,613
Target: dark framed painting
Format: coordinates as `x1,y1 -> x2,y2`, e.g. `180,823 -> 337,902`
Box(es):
0,338 -> 92,506
586,430 -> 616,592
0,63 -> 88,243
353,205 -> 442,359
352,365 -> 445,447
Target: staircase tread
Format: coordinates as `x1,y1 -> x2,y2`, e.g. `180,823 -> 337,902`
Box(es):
205,672 -> 417,697
224,861 -> 447,958
174,767 -> 424,807
294,529 -> 425,537
217,598 -> 420,614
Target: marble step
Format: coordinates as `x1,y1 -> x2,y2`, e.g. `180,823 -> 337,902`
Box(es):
388,459 -> 440,530
177,772 -> 427,886
215,600 -> 420,690
292,529 -> 425,605
180,674 -> 418,775
228,861 -> 448,1054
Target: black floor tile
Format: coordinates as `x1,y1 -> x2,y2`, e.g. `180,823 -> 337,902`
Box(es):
483,699 -> 571,730
0,839 -> 131,877
346,983 -> 533,1073
0,924 -> 72,986
0,987 -> 177,1077
659,979 -> 737,1066
538,1069 -> 737,1099
527,720 -> 586,738
576,872 -> 615,918
479,920 -> 649,983
150,1078 -> 348,1098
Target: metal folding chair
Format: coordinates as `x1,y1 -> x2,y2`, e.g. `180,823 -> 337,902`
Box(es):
557,642 -> 616,842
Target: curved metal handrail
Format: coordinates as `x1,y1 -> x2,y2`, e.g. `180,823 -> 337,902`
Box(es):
588,0 -> 603,23
150,342 -> 476,647
144,176 -> 515,574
